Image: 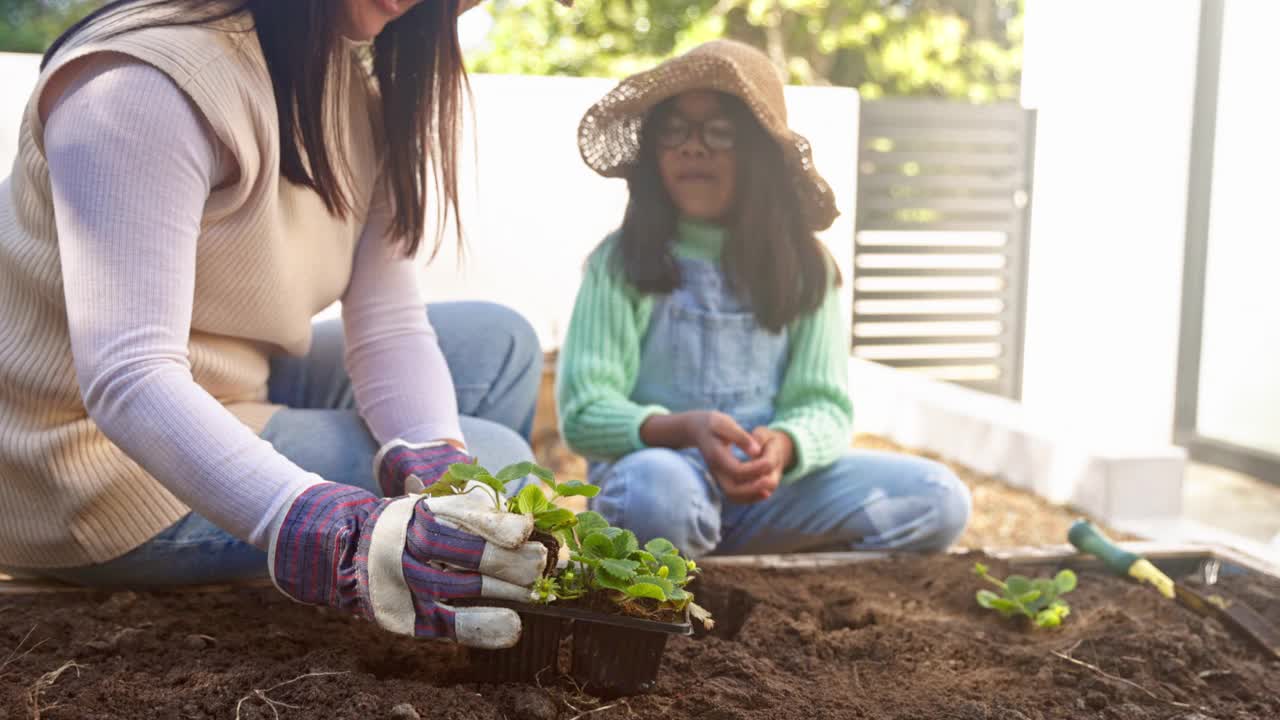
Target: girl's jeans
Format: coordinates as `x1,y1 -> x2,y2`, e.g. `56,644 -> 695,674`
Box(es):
591,447 -> 972,559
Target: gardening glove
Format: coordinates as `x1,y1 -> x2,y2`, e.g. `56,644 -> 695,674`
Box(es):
268,480 -> 549,649
373,439 -> 472,497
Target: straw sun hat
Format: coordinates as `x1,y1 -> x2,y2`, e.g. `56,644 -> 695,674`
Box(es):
577,39 -> 839,232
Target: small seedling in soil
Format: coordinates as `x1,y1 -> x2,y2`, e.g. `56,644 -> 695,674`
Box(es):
423,461 -> 712,628
973,562 -> 1077,629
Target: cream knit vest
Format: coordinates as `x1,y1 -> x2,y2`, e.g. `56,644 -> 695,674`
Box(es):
0,8 -> 380,567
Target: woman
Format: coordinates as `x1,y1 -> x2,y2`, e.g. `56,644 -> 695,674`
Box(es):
0,0 -> 571,649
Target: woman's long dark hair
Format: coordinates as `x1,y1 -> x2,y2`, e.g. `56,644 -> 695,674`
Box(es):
44,0 -> 465,257
613,94 -> 838,332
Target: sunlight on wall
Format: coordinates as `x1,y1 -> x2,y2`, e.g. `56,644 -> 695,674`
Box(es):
1196,2 -> 1280,456
1019,1 -> 1199,448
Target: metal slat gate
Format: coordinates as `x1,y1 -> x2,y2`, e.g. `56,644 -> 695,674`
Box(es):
853,99 -> 1036,398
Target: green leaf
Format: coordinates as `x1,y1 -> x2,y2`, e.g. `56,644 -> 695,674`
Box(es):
976,566 -> 1076,628
598,558 -> 641,582
1028,579 -> 1059,610
529,464 -> 556,486
515,484 -> 551,515
988,598 -> 1023,617
657,553 -> 687,585
554,528 -> 577,554
495,462 -> 536,484
645,538 -> 679,557
631,550 -> 658,570
1034,602 -> 1070,629
611,529 -> 639,558
1005,575 -> 1034,597
973,562 -> 989,576
575,511 -> 609,538
563,527 -> 582,554
594,569 -> 632,593
568,552 -> 600,568
534,508 -> 577,532
555,480 -> 600,498
1054,569 -> 1078,594
625,582 -> 669,602
422,474 -> 468,497
630,575 -> 674,596
1015,589 -> 1043,606
582,531 -> 616,559
473,474 -> 507,504
446,463 -> 484,480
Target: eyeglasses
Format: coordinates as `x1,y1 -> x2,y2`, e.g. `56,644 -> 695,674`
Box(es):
656,115 -> 737,152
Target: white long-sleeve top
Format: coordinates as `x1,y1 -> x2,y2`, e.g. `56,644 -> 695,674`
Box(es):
44,56 -> 462,550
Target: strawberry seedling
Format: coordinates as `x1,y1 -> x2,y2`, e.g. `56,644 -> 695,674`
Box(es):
422,461 -> 713,628
422,460 -> 595,531
973,562 -> 1077,629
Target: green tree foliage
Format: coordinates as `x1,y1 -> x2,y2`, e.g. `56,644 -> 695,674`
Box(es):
0,1 -> 1022,101
0,0 -> 97,54
470,0 -> 1023,101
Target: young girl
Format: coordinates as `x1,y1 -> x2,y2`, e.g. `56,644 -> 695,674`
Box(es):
559,40 -> 972,558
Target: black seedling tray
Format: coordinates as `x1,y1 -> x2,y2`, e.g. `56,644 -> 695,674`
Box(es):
466,608 -> 563,684
458,598 -> 691,695
684,576 -> 756,641
569,609 -> 689,696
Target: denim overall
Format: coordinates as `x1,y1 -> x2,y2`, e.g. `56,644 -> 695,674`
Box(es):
589,257 -> 971,558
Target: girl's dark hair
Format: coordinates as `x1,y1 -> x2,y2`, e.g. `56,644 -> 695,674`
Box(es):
613,93 -> 838,332
44,0 -> 466,257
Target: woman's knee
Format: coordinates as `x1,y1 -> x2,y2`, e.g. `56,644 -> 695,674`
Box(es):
459,416 -> 534,472
464,302 -> 541,436
470,301 -> 542,381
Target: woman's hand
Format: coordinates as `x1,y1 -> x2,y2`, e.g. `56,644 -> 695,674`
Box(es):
374,439 -> 472,496
270,481 -> 548,649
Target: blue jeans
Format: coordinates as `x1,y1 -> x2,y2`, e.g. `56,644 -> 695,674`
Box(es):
27,301 -> 542,587
591,448 -> 972,559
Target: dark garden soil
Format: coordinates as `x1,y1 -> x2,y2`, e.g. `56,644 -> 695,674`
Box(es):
2,554 -> 1277,720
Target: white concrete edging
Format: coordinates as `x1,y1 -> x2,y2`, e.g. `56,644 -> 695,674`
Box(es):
848,357 -> 1187,526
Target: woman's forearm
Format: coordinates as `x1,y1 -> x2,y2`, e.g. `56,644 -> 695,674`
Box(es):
341,194 -> 464,448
